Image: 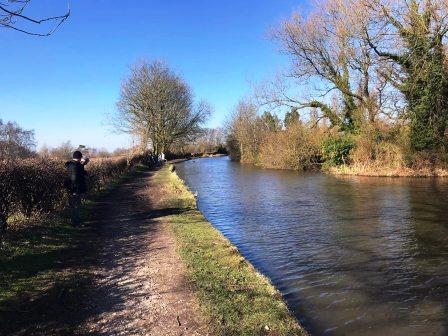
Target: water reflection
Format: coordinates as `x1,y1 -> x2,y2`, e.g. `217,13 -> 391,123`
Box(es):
176,157 -> 448,335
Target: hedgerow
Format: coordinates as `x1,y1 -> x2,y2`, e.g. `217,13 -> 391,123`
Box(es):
0,154 -> 156,240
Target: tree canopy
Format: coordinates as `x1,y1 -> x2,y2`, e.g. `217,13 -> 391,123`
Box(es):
114,60 -> 211,155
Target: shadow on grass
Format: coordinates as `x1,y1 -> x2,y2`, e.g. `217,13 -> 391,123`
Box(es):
0,219 -> 94,335
0,273 -> 93,336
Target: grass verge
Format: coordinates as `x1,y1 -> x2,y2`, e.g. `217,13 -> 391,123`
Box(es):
328,163 -> 448,177
155,165 -> 307,336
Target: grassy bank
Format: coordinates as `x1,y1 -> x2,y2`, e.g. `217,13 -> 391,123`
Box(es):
155,165 -> 307,336
328,163 -> 448,177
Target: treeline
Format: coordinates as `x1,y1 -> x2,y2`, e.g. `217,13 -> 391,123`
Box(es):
227,101 -> 323,170
0,153 -> 156,240
39,142 -> 129,160
227,0 -> 448,175
171,128 -> 227,156
0,119 -> 130,161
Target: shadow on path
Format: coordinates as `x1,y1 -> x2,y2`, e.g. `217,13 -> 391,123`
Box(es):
0,169 -> 195,336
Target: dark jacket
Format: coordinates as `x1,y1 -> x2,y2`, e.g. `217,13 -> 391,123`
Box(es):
64,160 -> 87,193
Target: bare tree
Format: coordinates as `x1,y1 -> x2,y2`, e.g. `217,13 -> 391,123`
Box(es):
191,128 -> 226,153
262,0 -> 398,132
225,100 -> 263,162
114,60 -> 211,155
0,119 -> 36,159
38,140 -> 73,160
0,0 -> 70,36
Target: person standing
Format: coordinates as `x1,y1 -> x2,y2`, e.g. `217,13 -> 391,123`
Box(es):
64,150 -> 89,225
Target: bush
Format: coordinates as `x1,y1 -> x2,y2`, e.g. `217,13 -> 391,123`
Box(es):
410,150 -> 448,171
215,145 -> 228,155
0,153 -> 157,240
0,163 -> 17,238
128,152 -> 158,167
258,122 -> 319,170
87,158 -> 129,192
14,159 -> 67,217
349,125 -> 408,170
164,151 -> 192,161
322,134 -> 355,167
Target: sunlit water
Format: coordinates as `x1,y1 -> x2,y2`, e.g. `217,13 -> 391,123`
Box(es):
176,157 -> 448,335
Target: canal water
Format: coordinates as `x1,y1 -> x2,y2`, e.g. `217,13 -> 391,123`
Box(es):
176,157 -> 448,335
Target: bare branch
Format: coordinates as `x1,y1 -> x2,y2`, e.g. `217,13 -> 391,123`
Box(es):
0,0 -> 70,36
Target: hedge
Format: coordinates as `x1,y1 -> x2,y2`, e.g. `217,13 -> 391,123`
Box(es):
0,154 -> 157,239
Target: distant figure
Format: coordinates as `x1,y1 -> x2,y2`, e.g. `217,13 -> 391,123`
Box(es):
64,150 -> 89,225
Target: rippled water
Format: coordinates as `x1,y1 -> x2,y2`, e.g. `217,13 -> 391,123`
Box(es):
176,157 -> 448,335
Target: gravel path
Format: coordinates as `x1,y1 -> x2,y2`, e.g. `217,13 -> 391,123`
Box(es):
77,170 -> 209,336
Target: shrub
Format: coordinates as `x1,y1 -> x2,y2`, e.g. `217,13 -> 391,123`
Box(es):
0,163 -> 17,239
0,153 -> 156,240
215,145 -> 228,155
14,159 -> 67,217
130,152 -> 159,167
87,158 -> 128,192
350,125 -> 409,170
164,151 -> 192,161
258,122 -> 319,170
410,150 -> 448,171
322,134 -> 355,167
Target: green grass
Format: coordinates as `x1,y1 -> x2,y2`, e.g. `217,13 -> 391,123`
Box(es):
0,215 -> 94,335
0,218 -> 77,303
156,165 -> 307,336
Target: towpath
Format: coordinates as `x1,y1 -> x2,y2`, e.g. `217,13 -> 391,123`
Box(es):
1,169 -> 209,336
77,169 -> 209,335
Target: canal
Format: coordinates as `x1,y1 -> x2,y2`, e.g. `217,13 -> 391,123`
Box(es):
176,156 -> 448,335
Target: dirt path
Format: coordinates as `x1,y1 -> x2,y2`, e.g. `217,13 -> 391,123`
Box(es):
77,169 -> 209,335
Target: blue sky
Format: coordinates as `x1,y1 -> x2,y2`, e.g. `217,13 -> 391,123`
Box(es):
0,0 -> 309,150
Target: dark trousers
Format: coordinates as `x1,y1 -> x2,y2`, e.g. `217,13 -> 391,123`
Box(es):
69,193 -> 82,225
